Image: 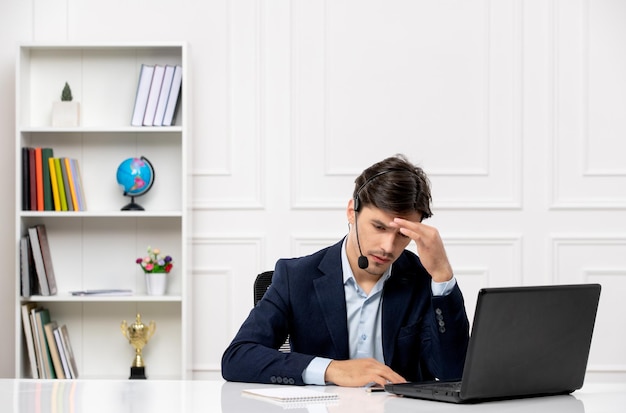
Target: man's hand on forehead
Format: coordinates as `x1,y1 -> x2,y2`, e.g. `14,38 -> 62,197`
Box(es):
392,218 -> 453,283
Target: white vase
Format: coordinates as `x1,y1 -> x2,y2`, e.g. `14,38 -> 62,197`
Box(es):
52,101 -> 80,127
145,272 -> 167,296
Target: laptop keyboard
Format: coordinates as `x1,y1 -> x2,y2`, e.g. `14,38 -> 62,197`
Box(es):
419,381 -> 462,391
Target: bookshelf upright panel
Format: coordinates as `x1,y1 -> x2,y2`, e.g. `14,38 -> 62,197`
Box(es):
14,43 -> 190,379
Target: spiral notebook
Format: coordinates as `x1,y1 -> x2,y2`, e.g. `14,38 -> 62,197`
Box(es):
242,387 -> 339,404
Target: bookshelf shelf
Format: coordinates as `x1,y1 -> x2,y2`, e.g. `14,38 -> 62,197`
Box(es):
22,294 -> 184,303
14,43 -> 190,380
20,211 -> 184,218
21,126 -> 184,133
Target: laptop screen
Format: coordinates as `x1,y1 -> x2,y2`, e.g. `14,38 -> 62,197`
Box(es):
460,284 -> 601,400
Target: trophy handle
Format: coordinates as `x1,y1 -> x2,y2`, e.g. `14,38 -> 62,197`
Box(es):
147,320 -> 156,341
121,320 -> 129,340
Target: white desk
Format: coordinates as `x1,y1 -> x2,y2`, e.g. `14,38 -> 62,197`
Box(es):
1,379 -> 624,413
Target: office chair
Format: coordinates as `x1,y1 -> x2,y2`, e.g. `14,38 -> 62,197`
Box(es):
253,271 -> 291,353
253,271 -> 275,305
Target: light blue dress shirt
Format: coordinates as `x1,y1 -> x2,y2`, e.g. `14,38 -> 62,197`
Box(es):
302,239 -> 457,385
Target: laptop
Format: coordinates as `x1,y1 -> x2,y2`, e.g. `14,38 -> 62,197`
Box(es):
385,283 -> 601,403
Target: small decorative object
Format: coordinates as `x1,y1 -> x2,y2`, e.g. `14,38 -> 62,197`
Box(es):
136,246 -> 173,295
52,82 -> 80,127
121,313 -> 156,380
116,156 -> 155,211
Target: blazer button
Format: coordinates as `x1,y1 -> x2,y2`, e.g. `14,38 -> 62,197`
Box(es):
288,378 -> 295,384
270,376 -> 277,383
435,308 -> 443,315
439,326 -> 446,333
276,376 -> 283,384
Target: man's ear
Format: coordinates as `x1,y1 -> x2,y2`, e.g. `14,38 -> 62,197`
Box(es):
346,199 -> 356,224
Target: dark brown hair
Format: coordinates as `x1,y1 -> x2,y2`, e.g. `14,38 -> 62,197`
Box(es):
353,154 -> 433,220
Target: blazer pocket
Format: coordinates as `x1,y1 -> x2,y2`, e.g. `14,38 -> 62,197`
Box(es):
397,321 -> 421,340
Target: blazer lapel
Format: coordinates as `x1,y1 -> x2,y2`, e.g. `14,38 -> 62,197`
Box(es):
313,241 -> 350,359
381,255 -> 416,364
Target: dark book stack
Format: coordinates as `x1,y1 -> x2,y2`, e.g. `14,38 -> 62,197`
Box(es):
21,225 -> 57,297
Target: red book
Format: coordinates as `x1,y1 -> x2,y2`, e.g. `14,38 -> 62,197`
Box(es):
35,148 -> 44,211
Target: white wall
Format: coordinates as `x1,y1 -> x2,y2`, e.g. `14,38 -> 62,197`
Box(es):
1,0 -> 625,379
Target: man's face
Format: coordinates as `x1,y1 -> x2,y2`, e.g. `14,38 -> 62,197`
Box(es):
348,201 -> 422,277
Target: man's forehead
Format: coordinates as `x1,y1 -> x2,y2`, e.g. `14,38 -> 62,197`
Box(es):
363,205 -> 422,222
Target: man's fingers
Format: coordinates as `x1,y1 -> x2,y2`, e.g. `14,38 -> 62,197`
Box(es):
392,218 -> 453,283
325,358 -> 406,387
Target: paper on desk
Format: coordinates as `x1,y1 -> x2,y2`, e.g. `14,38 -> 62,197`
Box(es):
242,387 -> 339,403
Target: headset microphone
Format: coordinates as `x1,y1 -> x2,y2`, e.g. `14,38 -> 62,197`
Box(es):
358,254 -> 369,270
353,210 -> 369,269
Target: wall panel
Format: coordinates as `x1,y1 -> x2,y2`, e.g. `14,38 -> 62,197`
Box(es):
291,0 -> 522,210
191,236 -> 264,374
552,0 -> 626,208
551,236 -> 626,370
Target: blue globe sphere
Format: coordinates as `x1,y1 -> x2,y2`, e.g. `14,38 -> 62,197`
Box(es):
116,157 -> 155,210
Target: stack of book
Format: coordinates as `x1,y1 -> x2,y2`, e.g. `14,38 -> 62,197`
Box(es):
131,64 -> 183,127
20,303 -> 79,379
20,225 -> 57,297
21,147 -> 86,212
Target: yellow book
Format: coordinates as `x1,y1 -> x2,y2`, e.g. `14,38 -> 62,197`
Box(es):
48,158 -> 61,211
64,158 -> 79,211
44,321 -> 65,379
53,158 -> 68,211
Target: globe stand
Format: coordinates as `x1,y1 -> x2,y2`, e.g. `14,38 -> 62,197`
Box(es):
121,196 -> 145,211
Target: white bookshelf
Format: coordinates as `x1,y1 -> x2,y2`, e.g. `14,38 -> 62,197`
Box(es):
14,43 -> 190,379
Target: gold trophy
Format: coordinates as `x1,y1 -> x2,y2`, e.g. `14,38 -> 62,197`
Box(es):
121,313 -> 156,379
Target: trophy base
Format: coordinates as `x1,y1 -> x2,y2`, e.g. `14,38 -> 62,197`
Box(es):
129,366 -> 146,380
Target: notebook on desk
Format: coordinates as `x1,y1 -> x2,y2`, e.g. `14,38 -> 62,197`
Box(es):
385,283 -> 601,404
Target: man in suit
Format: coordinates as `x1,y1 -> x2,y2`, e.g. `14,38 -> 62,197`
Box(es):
222,154 -> 470,387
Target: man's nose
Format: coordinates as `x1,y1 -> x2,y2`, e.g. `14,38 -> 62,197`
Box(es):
380,233 -> 396,254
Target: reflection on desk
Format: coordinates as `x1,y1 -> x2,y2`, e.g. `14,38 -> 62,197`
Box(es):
2,379 -> 625,413
221,382 -> 587,413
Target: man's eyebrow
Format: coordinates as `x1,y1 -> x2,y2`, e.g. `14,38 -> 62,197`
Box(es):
371,219 -> 393,229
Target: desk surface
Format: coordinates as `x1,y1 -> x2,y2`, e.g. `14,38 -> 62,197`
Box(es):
1,379 -> 624,413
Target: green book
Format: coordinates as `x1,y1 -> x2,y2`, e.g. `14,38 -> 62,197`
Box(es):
60,158 -> 74,211
35,308 -> 56,379
41,148 -> 54,211
53,158 -> 68,211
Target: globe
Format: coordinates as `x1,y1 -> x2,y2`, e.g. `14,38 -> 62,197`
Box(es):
116,156 -> 155,210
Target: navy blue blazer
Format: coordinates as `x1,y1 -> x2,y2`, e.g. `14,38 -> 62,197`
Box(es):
221,239 -> 470,385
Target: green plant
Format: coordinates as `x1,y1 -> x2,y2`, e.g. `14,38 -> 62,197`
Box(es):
136,246 -> 174,273
61,82 -> 73,101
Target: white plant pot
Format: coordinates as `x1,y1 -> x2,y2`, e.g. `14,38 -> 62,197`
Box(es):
145,272 -> 167,296
52,101 -> 80,127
